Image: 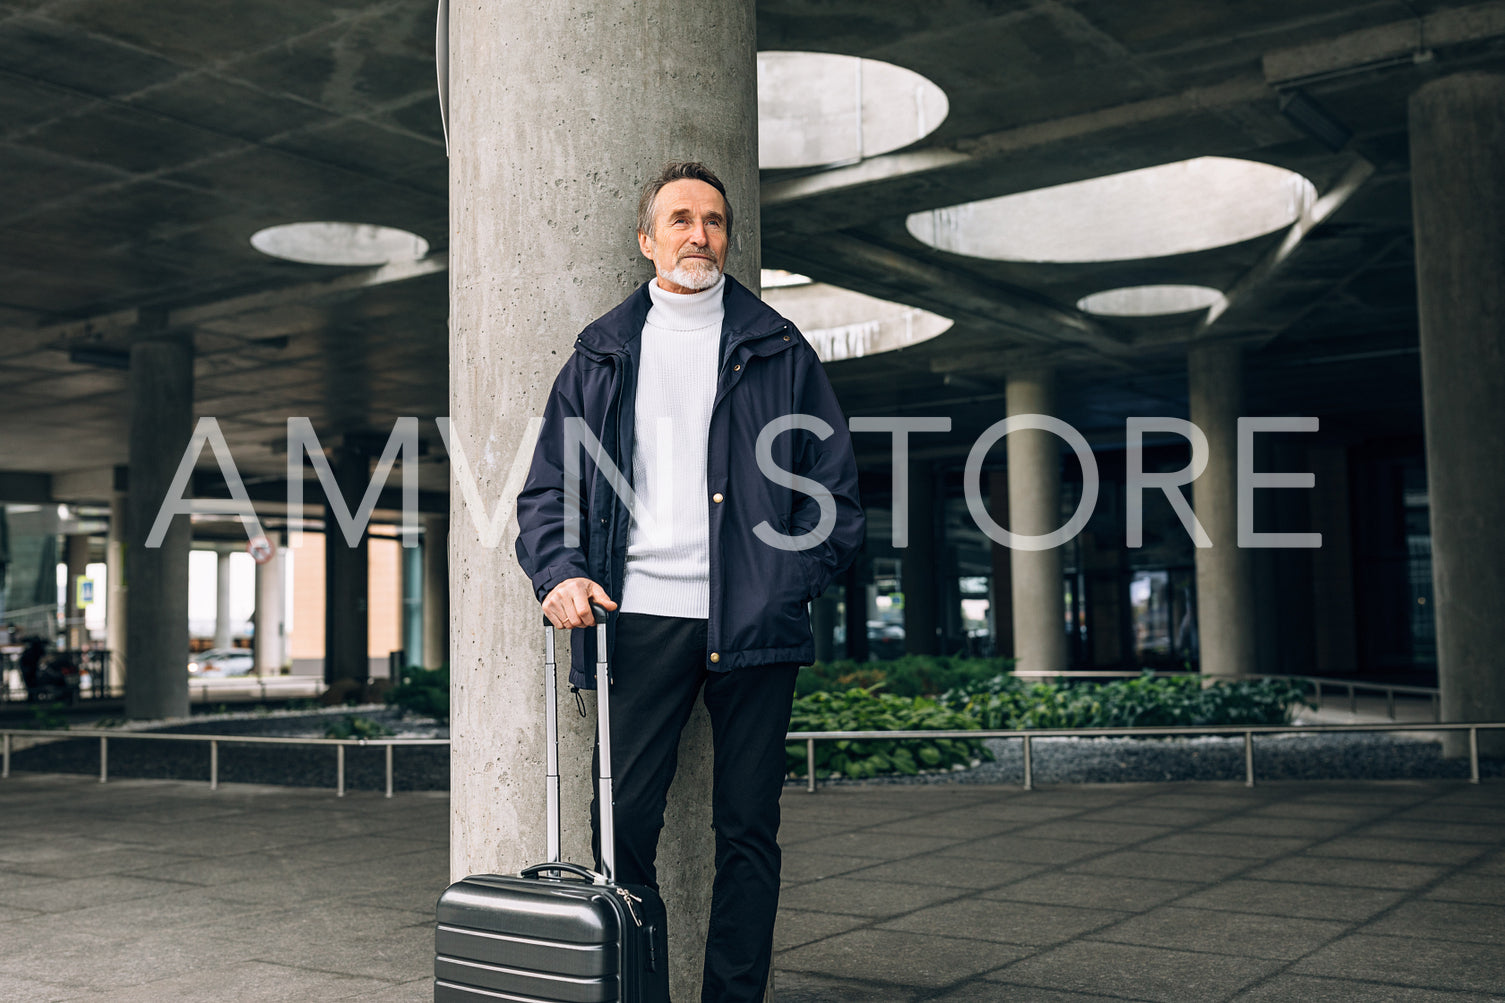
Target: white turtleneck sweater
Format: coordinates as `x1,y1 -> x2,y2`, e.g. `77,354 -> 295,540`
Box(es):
619,275 -> 725,618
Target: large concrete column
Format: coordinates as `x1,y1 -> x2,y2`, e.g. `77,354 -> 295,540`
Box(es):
253,538 -> 285,675
63,533 -> 89,650
842,559 -> 870,662
421,515 -> 448,670
448,4 -> 758,998
124,336 -> 193,720
902,459 -> 940,655
987,469 -> 1014,659
401,537 -> 423,671
106,488 -> 127,691
1410,73 -> 1505,754
1007,368 -> 1067,673
810,596 -> 837,663
1308,445 -> 1357,676
212,549 -> 233,650
1188,342 -> 1256,678
324,446 -> 370,686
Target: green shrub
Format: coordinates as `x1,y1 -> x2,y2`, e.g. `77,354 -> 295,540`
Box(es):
784,664 -> 1312,780
27,703 -> 68,730
795,656 -> 1014,699
386,666 -> 449,724
943,671 -> 1312,730
324,715 -> 394,740
785,687 -> 992,780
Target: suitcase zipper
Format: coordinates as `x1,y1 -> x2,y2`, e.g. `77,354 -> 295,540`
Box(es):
615,887 -> 644,927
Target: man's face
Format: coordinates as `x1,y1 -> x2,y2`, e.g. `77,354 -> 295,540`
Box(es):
638,178 -> 729,294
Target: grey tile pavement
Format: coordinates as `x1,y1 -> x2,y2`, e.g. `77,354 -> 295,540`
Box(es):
983,939 -> 1285,1002
2,772 -> 1504,1001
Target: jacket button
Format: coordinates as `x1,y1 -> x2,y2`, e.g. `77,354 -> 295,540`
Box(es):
709,652 -> 720,664
733,364 -> 741,371
712,492 -> 723,503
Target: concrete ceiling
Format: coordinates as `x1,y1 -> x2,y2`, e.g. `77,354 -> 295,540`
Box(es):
4,0 -> 1502,497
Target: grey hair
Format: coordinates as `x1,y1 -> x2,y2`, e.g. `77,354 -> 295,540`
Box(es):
636,161 -> 733,237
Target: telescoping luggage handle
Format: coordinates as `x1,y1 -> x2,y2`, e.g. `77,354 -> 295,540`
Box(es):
543,603 -> 615,883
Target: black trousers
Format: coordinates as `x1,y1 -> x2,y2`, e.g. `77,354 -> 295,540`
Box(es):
590,612 -> 798,1003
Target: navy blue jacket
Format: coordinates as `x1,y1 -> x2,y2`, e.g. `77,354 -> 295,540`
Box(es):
514,275 -> 864,688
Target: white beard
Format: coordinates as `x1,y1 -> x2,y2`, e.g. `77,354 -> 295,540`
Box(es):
661,256 -> 722,291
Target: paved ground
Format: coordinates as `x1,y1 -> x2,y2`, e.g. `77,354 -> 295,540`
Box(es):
1,772 -> 1502,1002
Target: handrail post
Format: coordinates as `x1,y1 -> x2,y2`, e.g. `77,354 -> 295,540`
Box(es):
1243,731 -> 1254,787
1313,680 -> 1322,709
210,740 -> 219,790
337,744 -> 346,797
1348,684 -> 1356,714
1386,688 -> 1395,720
805,739 -> 816,794
385,744 -> 394,799
1022,734 -> 1033,791
99,736 -> 108,784
2,732 -> 9,779
1469,728 -> 1480,785
1432,692 -> 1440,723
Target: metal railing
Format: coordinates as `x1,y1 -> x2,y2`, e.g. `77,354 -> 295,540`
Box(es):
4,720 -> 1493,801
1302,676 -> 1439,719
788,720 -> 1502,793
1,673 -> 326,705
0,729 -> 446,799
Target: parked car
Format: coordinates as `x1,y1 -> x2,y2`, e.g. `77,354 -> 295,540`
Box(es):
867,621 -> 906,661
188,648 -> 255,677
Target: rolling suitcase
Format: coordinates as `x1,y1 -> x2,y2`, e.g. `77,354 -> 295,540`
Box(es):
434,605 -> 670,1003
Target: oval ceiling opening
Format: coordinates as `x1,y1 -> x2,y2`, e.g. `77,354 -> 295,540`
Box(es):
906,157 -> 1316,263
760,271 -> 952,362
251,222 -> 430,266
1078,284 -> 1227,317
758,51 -> 948,170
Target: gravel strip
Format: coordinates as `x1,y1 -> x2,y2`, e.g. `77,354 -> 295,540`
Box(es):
7,713 -> 1500,790
795,731 -> 1505,787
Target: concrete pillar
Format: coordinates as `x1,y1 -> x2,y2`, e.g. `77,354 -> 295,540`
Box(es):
843,559 -> 869,662
1410,72 -> 1505,754
1259,438 -> 1315,676
324,446 -> 370,685
1187,342 -> 1256,679
447,3 -> 758,998
106,489 -> 127,691
253,538 -> 285,675
63,533 -> 89,650
987,469 -> 1014,659
902,460 -> 939,655
213,549 -> 232,650
124,336 -> 193,720
941,545 -> 964,652
1007,368 -> 1067,673
401,536 -> 423,671
810,596 -> 837,663
421,515 -> 448,670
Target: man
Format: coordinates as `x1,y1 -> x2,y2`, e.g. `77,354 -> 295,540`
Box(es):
514,161 -> 864,1001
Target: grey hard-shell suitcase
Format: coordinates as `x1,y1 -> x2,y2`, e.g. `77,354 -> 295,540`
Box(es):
434,607 -> 670,1003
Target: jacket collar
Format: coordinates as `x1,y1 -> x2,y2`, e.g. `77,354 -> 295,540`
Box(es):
575,273 -> 789,361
